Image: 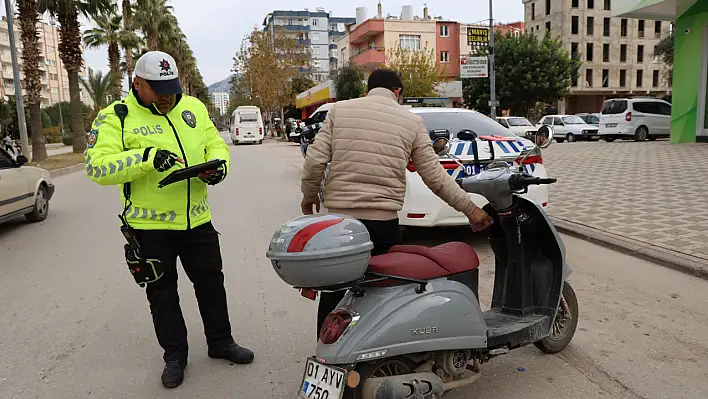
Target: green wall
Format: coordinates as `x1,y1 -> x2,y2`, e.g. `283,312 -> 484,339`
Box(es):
671,2 -> 708,143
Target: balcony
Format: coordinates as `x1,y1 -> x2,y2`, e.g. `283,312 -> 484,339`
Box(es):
350,47 -> 385,70
349,19 -> 384,45
298,38 -> 311,46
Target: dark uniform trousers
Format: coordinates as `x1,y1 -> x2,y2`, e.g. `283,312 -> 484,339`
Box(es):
316,218 -> 403,339
135,221 -> 234,363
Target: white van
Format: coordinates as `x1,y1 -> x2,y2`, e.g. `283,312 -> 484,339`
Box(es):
230,106 -> 264,145
598,98 -> 672,142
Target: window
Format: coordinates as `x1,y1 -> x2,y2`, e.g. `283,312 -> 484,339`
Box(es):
572,0 -> 578,7
546,21 -> 551,32
440,51 -> 449,63
604,0 -> 611,10
586,43 -> 594,61
620,44 -> 627,62
633,102 -> 661,115
603,43 -> 610,62
418,111 -> 517,139
587,17 -> 594,35
604,18 -> 611,36
312,59 -> 322,69
498,119 -> 509,128
654,21 -> 661,38
602,100 -> 628,114
572,16 -> 579,34
553,116 -> 564,125
531,3 -> 535,20
51,87 -> 59,94
638,20 -> 645,38
586,69 -> 593,87
637,45 -> 644,62
312,18 -> 318,26
0,149 -> 13,168
571,42 -> 579,58
658,102 -> 671,116
621,19 -> 628,36
545,0 -> 550,15
440,25 -> 449,37
636,69 -> 643,87
588,0 -> 594,9
653,70 -> 660,87
602,69 -> 609,87
312,32 -> 319,41
311,46 -> 320,56
399,35 -> 421,51
619,69 -> 627,87
572,72 -> 578,87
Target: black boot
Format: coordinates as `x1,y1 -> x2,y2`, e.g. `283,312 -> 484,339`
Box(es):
161,360 -> 187,388
208,343 -> 255,364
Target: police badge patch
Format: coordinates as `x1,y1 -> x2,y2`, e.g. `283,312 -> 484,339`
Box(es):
182,110 -> 197,128
87,129 -> 99,148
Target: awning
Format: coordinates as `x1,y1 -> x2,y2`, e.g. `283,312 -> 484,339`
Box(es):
296,81 -> 336,109
612,0 -> 678,20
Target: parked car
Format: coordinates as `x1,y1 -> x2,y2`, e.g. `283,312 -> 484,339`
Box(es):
496,116 -> 539,139
576,112 -> 600,126
299,103 -> 334,157
537,114 -> 600,143
399,108 -> 550,227
0,148 -> 54,225
598,98 -> 671,142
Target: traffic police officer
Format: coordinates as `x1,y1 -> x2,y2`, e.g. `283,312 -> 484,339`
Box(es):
84,51 -> 254,389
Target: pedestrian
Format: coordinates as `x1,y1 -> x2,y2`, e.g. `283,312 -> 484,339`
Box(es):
83,51 -> 253,389
300,68 -> 494,340
3,134 -> 12,154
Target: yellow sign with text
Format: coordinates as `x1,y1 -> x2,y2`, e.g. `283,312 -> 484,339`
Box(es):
467,27 -> 489,47
296,86 -> 331,109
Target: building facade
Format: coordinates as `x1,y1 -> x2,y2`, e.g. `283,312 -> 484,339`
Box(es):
615,0 -> 707,143
263,9 -> 355,83
0,16 -> 90,108
523,0 -> 672,114
211,92 -> 229,115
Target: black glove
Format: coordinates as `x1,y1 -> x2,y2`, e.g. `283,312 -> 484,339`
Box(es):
153,149 -> 181,172
199,162 -> 226,186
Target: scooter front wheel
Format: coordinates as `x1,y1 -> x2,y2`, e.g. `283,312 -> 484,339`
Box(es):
534,282 -> 579,354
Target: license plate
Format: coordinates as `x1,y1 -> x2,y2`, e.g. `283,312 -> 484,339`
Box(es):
461,164 -> 481,176
299,358 -> 346,399
606,123 -> 617,128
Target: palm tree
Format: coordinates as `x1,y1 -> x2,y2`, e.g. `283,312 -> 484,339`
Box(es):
80,68 -> 114,117
133,0 -> 173,50
17,0 -> 47,161
121,0 -> 136,87
38,0 -> 114,153
83,11 -> 140,100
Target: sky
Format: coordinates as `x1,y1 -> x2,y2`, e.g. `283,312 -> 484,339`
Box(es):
2,0 -> 524,87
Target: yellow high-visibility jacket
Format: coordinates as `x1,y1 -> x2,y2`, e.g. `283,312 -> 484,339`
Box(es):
84,89 -> 230,230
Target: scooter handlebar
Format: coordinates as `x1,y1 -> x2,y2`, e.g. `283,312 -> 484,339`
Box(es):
509,175 -> 557,191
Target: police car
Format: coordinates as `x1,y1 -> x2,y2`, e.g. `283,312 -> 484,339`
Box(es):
400,108 -> 549,227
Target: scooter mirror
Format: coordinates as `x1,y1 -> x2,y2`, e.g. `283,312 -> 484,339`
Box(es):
432,137 -> 451,156
535,125 -> 554,149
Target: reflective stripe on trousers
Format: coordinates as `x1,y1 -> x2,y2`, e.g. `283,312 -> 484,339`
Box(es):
85,153 -> 144,178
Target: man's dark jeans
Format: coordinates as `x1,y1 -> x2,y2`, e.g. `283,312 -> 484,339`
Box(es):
316,218 -> 402,339
135,222 -> 235,363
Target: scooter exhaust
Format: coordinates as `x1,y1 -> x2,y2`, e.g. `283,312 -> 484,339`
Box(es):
360,372 -> 444,399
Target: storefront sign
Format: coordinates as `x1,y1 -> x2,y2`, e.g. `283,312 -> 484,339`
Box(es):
296,81 -> 336,109
467,27 -> 489,47
460,56 -> 489,79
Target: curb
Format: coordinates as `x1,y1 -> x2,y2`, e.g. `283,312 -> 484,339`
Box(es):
552,218 -> 708,281
49,163 -> 84,178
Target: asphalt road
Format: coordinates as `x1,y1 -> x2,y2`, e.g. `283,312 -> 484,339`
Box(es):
1,139 -> 707,399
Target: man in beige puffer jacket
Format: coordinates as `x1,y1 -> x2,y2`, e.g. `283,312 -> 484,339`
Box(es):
301,69 -> 493,339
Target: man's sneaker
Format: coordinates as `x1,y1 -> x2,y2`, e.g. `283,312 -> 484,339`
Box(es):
208,343 -> 255,364
161,360 -> 186,389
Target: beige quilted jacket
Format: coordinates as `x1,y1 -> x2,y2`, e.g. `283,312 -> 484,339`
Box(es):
301,88 -> 478,221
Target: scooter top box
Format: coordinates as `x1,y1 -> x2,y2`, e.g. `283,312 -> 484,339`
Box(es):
266,214 -> 374,289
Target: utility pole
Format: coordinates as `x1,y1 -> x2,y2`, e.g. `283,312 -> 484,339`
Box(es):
488,0 -> 497,119
4,0 -> 29,157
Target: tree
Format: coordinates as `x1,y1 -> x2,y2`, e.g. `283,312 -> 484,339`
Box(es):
233,28 -> 310,136
385,44 -> 445,98
463,32 -> 580,116
17,0 -> 47,161
80,69 -> 114,117
333,62 -> 365,101
83,10 -> 140,100
653,32 -> 674,84
133,0 -> 173,50
38,0 -> 115,153
121,0 -> 137,87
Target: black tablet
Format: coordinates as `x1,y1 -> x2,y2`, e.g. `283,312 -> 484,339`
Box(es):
158,159 -> 226,188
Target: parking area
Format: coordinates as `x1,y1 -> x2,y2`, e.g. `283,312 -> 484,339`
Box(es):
543,140 -> 708,265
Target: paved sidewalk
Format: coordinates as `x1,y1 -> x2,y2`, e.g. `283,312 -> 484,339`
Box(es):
544,140 -> 708,273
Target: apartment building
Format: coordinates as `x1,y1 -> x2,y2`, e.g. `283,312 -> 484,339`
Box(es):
263,9 -> 355,83
211,92 -> 229,115
0,16 -> 90,108
523,0 -> 672,114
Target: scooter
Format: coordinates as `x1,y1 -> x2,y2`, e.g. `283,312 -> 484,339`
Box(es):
267,125 -> 578,399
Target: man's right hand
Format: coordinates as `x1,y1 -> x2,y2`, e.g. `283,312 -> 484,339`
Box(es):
153,149 -> 183,172
468,207 -> 494,232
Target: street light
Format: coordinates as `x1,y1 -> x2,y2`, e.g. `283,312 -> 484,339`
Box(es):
488,0 -> 497,119
4,0 -> 29,158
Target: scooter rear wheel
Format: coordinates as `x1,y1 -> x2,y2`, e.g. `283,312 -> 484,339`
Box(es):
534,282 -> 579,354
345,357 -> 417,399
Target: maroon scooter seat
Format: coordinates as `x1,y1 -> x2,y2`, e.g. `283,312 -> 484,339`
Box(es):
367,242 -> 480,284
